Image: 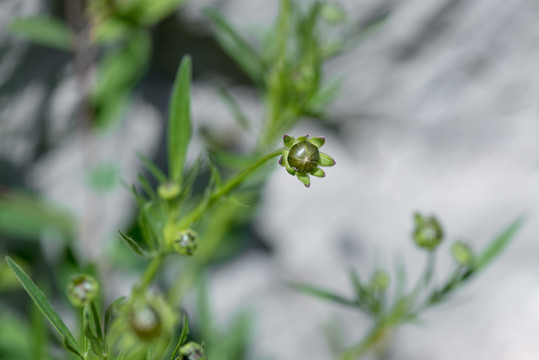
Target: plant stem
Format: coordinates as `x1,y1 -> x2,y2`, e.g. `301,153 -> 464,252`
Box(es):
339,323 -> 391,360
178,149 -> 282,228
136,253 -> 165,293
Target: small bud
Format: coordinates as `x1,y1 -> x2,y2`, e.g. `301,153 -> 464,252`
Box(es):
158,182 -> 181,200
279,135 -> 336,187
172,229 -> 199,256
66,274 -> 99,307
451,241 -> 474,266
321,3 -> 346,24
370,270 -> 390,291
178,342 -> 206,360
412,213 -> 444,251
129,305 -> 162,341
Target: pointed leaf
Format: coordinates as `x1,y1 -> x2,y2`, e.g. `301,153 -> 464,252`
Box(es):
5,257 -> 83,358
137,173 -> 157,201
203,8 -> 263,85
118,231 -> 148,257
283,135 -> 294,148
168,56 -> 192,183
309,136 -> 325,148
296,172 -> 310,187
170,314 -> 190,360
310,168 -> 325,178
104,297 -> 126,334
137,152 -> 167,183
215,85 -> 251,131
9,16 -> 71,50
319,152 -> 336,166
289,283 -> 357,307
473,216 -> 524,271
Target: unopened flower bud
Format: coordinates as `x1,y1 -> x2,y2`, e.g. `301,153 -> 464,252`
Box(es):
321,3 -> 346,24
158,182 -> 181,200
129,305 -> 162,341
451,241 -> 474,266
370,270 -> 390,291
66,274 -> 99,307
172,229 -> 199,256
412,213 -> 444,251
178,342 -> 206,360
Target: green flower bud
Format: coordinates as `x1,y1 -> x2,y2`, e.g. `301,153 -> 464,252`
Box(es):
288,141 -> 320,173
178,342 -> 206,360
279,135 -> 335,187
451,241 -> 474,266
66,274 -> 99,307
320,3 -> 346,24
172,229 -> 199,256
370,270 -> 390,291
129,305 -> 162,341
158,182 -> 181,200
412,213 -> 444,251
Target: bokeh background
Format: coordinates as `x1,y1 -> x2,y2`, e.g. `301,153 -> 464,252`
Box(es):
2,0 -> 539,359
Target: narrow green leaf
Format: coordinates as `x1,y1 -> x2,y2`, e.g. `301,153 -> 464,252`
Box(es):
474,217 -> 524,271
0,192 -> 76,241
137,173 -> 157,201
104,297 -> 126,335
215,85 -> 251,131
203,8 -> 263,85
168,56 -> 192,183
9,16 -> 71,50
83,305 -> 103,356
289,282 -> 357,307
137,152 -> 168,183
170,314 -> 190,360
342,13 -> 389,54
5,257 -> 83,358
118,230 -> 148,257
92,30 -> 150,129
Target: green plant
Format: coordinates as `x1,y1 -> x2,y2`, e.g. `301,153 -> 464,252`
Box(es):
2,53 -> 323,359
291,213 -> 524,359
0,1 -> 523,360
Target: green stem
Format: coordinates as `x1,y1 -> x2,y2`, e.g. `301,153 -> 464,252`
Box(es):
339,323 -> 391,360
410,251 -> 436,302
178,149 -> 282,228
136,253 -> 165,293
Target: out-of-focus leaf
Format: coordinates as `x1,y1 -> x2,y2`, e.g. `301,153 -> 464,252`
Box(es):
168,56 -> 192,183
137,173 -> 157,201
30,296 -> 47,360
473,216 -> 524,271
137,152 -> 168,183
92,17 -> 130,44
203,8 -> 263,86
5,257 -> 83,358
104,296 -> 125,336
93,30 -> 151,129
86,162 -> 119,192
289,282 -> 357,308
341,13 -> 389,54
9,16 -> 71,50
137,0 -> 188,25
215,85 -> 251,131
307,77 -> 342,115
0,310 -> 32,360
0,192 -> 76,241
